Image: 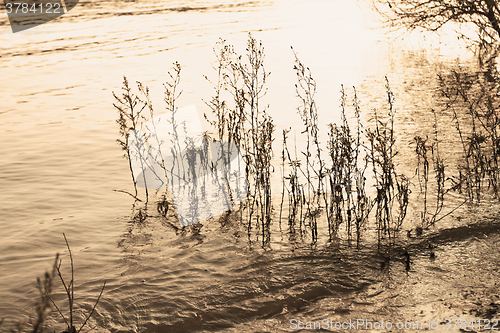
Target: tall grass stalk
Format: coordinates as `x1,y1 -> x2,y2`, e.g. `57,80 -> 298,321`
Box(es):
114,77 -> 150,203
366,77 -> 410,245
48,234 -> 105,333
292,48 -> 325,241
326,86 -> 372,245
113,36 -> 497,249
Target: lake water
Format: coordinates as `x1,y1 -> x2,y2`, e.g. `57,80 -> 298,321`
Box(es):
2,0 -> 500,332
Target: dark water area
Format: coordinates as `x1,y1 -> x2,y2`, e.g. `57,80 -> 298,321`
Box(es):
1,0 -> 500,332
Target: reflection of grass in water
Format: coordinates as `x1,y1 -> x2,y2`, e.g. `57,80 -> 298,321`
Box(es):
114,34 -> 500,249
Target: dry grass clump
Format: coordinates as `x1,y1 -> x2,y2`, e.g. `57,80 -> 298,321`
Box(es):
204,34 -> 274,245
364,77 -> 410,245
439,63 -> 500,202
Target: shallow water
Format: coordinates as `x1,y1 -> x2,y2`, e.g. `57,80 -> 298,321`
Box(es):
1,0 -> 500,332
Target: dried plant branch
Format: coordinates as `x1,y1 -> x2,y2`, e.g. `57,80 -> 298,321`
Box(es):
77,281 -> 106,333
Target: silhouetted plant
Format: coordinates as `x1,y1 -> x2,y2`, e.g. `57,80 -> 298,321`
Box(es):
31,255 -> 58,333
373,0 -> 500,61
204,34 -> 274,245
8,235 -> 106,333
281,128 -> 305,237
47,234 -> 106,333
414,110 -> 465,228
414,134 -> 430,222
157,194 -> 170,218
137,81 -> 170,193
112,35 -> 500,249
7,256 -> 58,333
325,86 -> 373,245
162,62 -> 187,189
439,65 -> 500,202
114,77 -> 149,203
291,48 -> 325,241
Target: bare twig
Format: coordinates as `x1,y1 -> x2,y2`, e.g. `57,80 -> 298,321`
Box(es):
77,281 -> 106,333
